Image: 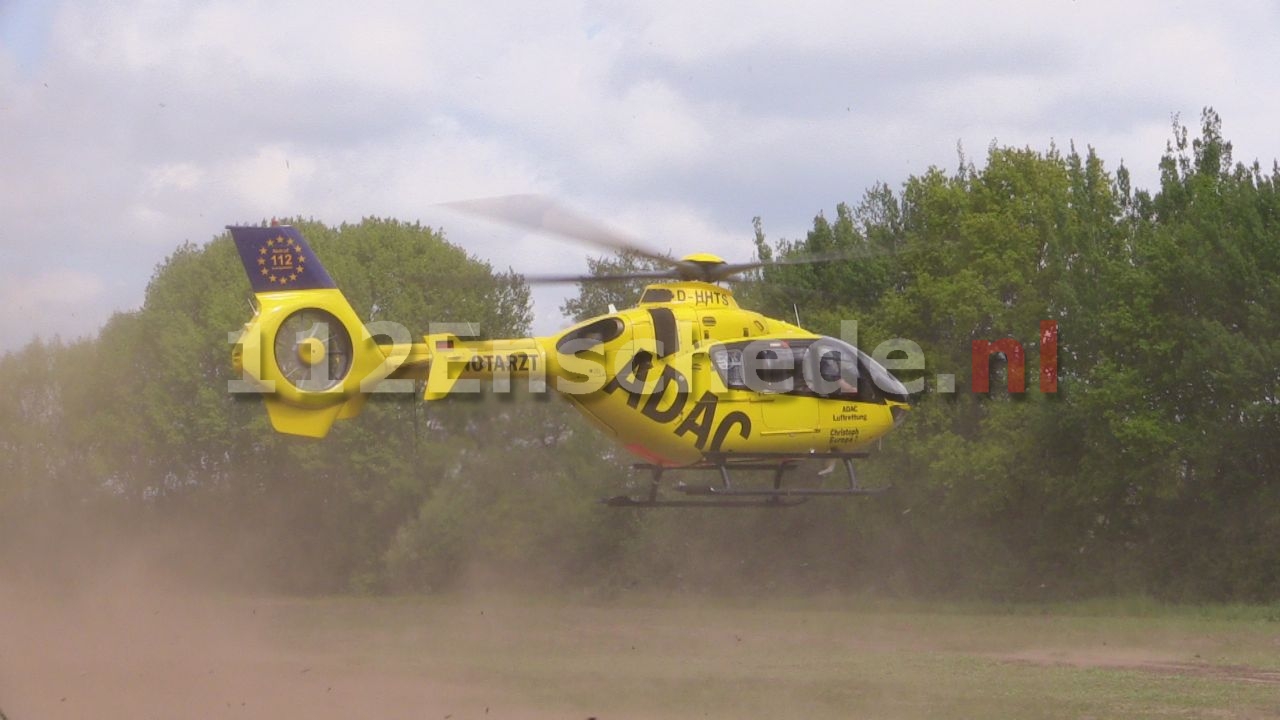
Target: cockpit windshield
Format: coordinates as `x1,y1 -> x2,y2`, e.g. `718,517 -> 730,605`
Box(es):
709,337 -> 910,404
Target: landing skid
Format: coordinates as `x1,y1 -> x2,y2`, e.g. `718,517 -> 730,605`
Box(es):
676,485 -> 888,497
601,453 -> 889,508
601,495 -> 808,508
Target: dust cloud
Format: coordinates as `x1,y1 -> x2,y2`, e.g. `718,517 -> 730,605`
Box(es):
0,520 -> 494,720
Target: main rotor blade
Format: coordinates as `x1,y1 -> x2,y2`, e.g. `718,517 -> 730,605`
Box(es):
442,194 -> 676,268
522,270 -> 680,285
713,249 -> 877,280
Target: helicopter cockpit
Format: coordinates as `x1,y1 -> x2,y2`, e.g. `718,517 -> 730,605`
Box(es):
710,337 -> 909,404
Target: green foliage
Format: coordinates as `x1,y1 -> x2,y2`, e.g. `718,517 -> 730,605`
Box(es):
724,108 -> 1280,601
559,250 -> 671,322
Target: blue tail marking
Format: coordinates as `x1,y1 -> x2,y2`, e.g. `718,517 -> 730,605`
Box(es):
229,225 -> 337,293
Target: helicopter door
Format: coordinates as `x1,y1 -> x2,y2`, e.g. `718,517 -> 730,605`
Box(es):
751,344 -> 820,434
758,391 -> 820,434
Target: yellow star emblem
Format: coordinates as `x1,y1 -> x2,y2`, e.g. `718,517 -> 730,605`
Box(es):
260,268 -> 268,276
259,247 -> 267,255
289,274 -> 298,282
257,258 -> 265,265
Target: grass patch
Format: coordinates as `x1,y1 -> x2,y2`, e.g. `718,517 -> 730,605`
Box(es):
256,593 -> 1280,719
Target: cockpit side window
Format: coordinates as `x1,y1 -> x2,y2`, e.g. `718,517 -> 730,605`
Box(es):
713,346 -> 747,388
556,316 -> 625,354
711,342 -> 804,394
709,338 -> 909,403
640,288 -> 674,303
813,348 -> 862,400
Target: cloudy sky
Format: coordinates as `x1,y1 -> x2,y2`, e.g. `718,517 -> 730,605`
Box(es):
1,1 -> 1277,349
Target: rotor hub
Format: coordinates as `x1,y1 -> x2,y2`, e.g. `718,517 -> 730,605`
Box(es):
297,336 -> 327,366
679,252 -> 726,265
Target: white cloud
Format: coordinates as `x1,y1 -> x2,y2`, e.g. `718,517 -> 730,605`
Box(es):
224,145 -> 317,209
2,0 -> 1280,350
0,269 -> 109,346
612,201 -> 747,262
144,162 -> 203,194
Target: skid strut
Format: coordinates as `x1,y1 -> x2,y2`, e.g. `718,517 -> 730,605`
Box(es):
603,465 -> 804,508
601,454 -> 889,508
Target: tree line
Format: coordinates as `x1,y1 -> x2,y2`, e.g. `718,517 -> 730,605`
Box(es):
2,109 -> 1277,601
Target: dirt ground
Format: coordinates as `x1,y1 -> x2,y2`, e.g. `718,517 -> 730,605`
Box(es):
3,549 -> 1279,720
0,558 -> 493,720
999,648 -> 1280,686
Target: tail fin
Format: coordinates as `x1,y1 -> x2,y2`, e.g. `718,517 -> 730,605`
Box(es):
231,224 -> 337,292
228,225 -> 386,438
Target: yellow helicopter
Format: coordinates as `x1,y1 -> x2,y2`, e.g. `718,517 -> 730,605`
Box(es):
228,196 -> 911,507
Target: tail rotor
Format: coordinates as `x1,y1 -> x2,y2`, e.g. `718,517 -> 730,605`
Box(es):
228,225 -> 387,438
